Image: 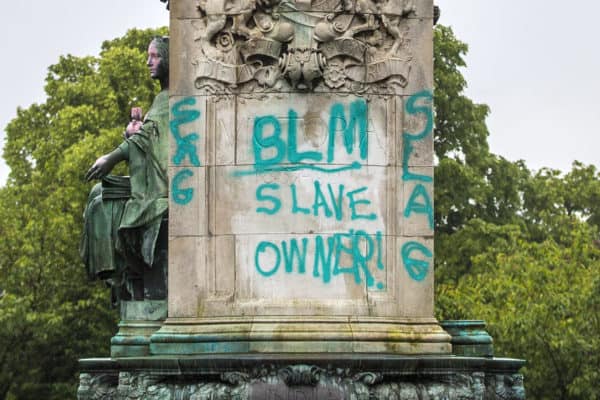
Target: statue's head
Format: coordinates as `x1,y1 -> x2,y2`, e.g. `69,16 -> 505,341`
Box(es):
148,36 -> 169,85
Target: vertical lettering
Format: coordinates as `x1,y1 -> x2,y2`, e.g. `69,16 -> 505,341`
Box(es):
402,90 -> 433,182
404,184 -> 434,229
170,97 -> 201,167
171,169 -> 194,205
401,241 -> 432,282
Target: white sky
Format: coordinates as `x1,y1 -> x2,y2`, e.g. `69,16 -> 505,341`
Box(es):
0,1 -> 169,186
0,1 -> 598,186
436,0 -> 600,173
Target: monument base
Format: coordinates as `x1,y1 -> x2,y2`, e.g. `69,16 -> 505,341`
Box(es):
78,354 -> 525,400
149,316 -> 452,355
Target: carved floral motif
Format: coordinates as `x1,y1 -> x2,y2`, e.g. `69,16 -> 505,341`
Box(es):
191,0 -> 417,93
78,367 -> 526,400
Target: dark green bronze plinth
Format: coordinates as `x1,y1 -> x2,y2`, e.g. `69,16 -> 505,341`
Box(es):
442,320 -> 495,358
110,300 -> 167,357
78,354 -> 525,399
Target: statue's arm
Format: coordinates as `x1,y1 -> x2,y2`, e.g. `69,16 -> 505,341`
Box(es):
85,110 -> 144,181
85,146 -> 127,181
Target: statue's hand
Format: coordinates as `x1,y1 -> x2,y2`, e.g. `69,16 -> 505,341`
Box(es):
85,155 -> 112,181
124,107 -> 143,139
85,148 -> 126,181
124,120 -> 143,139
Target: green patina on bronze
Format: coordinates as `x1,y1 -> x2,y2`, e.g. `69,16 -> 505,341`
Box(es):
81,37 -> 169,303
441,320 -> 494,358
116,89 -> 169,266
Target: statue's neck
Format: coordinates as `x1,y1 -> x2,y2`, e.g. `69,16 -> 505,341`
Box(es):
159,78 -> 169,91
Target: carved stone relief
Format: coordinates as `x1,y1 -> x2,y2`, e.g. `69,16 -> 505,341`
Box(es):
191,0 -> 417,93
78,366 -> 526,400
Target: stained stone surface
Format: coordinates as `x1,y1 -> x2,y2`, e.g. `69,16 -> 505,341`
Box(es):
78,355 -> 526,400
164,0 -> 448,354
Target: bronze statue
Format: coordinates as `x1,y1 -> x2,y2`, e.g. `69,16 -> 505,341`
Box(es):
81,37 -> 169,304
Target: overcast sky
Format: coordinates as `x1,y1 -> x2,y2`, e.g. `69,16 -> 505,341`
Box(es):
0,1 -> 598,186
436,0 -> 600,173
0,1 -> 169,186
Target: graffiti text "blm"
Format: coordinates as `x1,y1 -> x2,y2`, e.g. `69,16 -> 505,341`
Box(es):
235,99 -> 368,176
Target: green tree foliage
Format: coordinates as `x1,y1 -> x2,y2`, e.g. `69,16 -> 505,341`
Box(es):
434,25 -> 600,399
434,25 -> 532,282
439,222 -> 600,399
0,27 -> 166,399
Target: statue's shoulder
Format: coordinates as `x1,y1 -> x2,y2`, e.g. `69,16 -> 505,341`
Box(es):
153,90 -> 169,109
147,90 -> 169,120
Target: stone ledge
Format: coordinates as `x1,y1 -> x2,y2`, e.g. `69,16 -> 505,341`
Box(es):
81,354 -> 524,374
148,317 -> 452,355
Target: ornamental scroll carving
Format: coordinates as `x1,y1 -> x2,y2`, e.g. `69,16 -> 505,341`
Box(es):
191,0 -> 417,93
78,368 -> 526,400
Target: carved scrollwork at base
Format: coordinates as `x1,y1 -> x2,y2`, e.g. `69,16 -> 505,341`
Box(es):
77,373 -> 118,400
78,366 -> 526,400
190,0 -> 419,94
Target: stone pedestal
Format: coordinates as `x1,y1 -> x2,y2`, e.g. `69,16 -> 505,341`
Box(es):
161,0 -> 449,356
110,301 -> 167,357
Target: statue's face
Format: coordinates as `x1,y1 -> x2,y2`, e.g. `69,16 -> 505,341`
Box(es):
147,42 -> 166,80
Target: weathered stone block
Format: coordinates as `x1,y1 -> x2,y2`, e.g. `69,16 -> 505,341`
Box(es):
164,0 -> 445,355
401,16 -> 435,95
168,18 -> 201,96
397,236 -> 434,317
170,0 -> 202,20
206,96 -> 237,165
167,236 -> 204,317
168,166 -> 207,237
